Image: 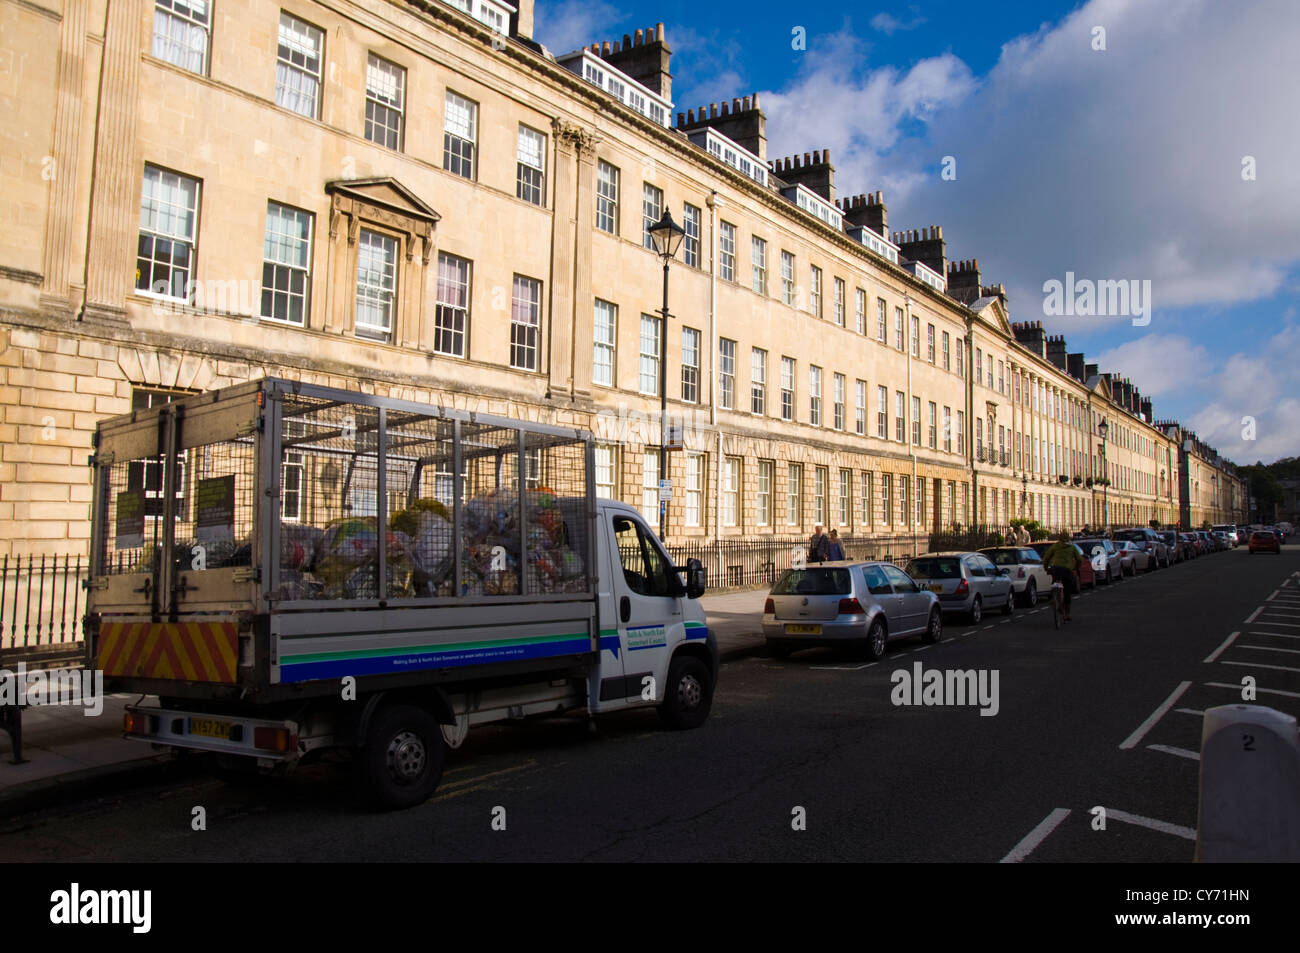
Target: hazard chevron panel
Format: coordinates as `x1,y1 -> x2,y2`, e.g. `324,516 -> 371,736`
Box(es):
99,622 -> 239,684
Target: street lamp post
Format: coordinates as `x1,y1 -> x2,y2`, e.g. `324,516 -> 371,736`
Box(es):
647,210 -> 686,541
1098,416 -> 1110,532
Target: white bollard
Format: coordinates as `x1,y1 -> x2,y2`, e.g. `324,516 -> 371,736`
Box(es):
1196,704 -> 1300,861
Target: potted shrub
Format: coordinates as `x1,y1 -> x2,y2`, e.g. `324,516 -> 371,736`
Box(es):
1072,475 -> 1083,486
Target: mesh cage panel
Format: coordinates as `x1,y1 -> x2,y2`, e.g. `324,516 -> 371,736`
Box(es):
173,438 -> 257,570
277,396 -> 590,602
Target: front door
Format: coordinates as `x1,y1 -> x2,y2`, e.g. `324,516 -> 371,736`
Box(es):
606,514 -> 682,708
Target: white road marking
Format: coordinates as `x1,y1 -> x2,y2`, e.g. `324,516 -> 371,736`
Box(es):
1239,644 -> 1300,655
982,625 -> 995,631
914,645 -> 933,652
960,630 -> 976,637
1175,707 -> 1205,717
941,637 -> 955,643
1250,630 -> 1300,640
1203,631 -> 1240,663
1251,620 -> 1300,628
1221,659 -> 1300,675
809,662 -> 875,671
1000,808 -> 1071,863
1206,681 -> 1300,700
1244,607 -> 1263,624
1104,808 -> 1197,840
1120,681 -> 1192,750
1148,744 -> 1201,762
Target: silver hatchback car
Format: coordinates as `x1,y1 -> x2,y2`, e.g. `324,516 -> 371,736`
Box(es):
762,561 -> 942,660
904,552 -> 1015,623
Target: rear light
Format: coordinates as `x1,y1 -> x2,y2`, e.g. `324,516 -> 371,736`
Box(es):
838,597 -> 865,615
764,598 -> 775,614
954,579 -> 969,597
124,712 -> 157,736
1017,567 -> 1025,578
254,726 -> 298,753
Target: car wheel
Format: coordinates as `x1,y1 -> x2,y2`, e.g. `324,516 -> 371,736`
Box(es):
658,655 -> 713,730
922,608 -> 942,644
1001,589 -> 1015,615
866,617 -> 888,659
969,596 -> 983,624
355,703 -> 446,810
1107,567 -> 1114,584
1022,579 -> 1038,608
766,640 -> 792,659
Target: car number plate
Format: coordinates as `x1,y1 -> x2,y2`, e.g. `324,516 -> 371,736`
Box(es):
785,624 -> 821,635
929,584 -> 944,593
190,717 -> 235,740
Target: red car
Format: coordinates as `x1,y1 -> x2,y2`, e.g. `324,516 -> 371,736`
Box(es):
1029,541 -> 1096,592
1249,531 -> 1281,555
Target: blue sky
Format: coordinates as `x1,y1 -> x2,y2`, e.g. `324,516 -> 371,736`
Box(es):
535,0 -> 1300,466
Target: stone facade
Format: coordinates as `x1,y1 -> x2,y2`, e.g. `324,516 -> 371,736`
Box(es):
0,0 -> 1246,557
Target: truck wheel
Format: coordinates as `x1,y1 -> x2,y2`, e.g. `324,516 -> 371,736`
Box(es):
356,703 -> 445,810
658,656 -> 713,730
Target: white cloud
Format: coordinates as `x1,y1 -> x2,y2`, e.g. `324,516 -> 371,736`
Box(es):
870,11 -> 927,36
533,0 -> 623,55
1094,322 -> 1300,464
759,31 -> 975,198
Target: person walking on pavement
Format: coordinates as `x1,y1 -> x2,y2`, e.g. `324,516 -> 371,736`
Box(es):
826,529 -> 845,561
808,524 -> 831,564
1043,529 -> 1083,621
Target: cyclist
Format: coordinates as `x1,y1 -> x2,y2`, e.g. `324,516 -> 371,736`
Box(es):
1043,529 -> 1083,622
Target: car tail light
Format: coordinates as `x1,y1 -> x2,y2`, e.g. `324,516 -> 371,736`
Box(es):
954,579 -> 969,596
838,598 -> 865,615
1017,567 -> 1025,578
764,598 -> 775,614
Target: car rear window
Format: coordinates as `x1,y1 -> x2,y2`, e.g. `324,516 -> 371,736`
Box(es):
981,549 -> 1020,566
771,568 -> 853,595
906,558 -> 962,579
1113,531 -> 1144,541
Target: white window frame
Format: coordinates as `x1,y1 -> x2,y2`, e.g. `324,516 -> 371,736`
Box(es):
153,0 -> 210,75
592,298 -> 616,386
261,200 -> 312,325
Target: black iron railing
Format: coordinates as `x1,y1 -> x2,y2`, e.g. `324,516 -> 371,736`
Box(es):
0,554 -> 88,649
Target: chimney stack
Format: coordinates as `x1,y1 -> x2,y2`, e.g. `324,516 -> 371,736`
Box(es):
946,259 -> 982,305
595,22 -> 673,99
675,92 -> 767,161
893,225 -> 947,283
768,149 -> 836,202
837,191 -> 887,237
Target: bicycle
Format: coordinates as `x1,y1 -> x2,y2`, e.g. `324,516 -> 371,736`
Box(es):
1051,579 -> 1066,629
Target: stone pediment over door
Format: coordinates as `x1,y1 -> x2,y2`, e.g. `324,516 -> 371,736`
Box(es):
325,178 -> 440,264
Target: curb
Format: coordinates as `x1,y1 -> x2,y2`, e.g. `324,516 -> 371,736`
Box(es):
0,751 -> 188,820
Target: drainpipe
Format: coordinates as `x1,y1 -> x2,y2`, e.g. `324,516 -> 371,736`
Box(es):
906,295 -> 917,558
706,192 -> 720,569
965,312 -> 976,538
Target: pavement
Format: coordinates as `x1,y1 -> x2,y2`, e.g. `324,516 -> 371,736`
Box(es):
0,587 -> 771,816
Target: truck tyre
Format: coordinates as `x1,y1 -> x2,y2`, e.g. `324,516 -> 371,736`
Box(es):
356,703 -> 445,810
658,656 -> 713,730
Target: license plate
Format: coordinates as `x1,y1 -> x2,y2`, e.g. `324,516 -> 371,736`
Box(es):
929,584 -> 944,593
190,717 -> 235,740
785,624 -> 821,635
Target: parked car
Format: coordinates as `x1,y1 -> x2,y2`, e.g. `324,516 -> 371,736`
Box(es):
979,547 -> 1053,607
1249,530 -> 1281,555
1211,530 -> 1233,551
1111,540 -> 1140,575
1235,528 -> 1249,546
1157,530 -> 1188,562
1182,532 -> 1205,557
1212,524 -> 1240,548
1113,527 -> 1168,568
762,562 -> 942,660
1074,538 -> 1123,584
1029,541 -> 1097,592
904,552 -> 1015,624
1195,530 -> 1217,552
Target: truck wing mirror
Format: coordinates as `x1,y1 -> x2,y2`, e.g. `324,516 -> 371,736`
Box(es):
677,558 -> 706,599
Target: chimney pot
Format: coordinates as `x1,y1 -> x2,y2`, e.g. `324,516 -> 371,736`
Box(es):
601,41 -> 611,55
732,97 -> 741,113
656,22 -> 665,41
721,101 -> 730,116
